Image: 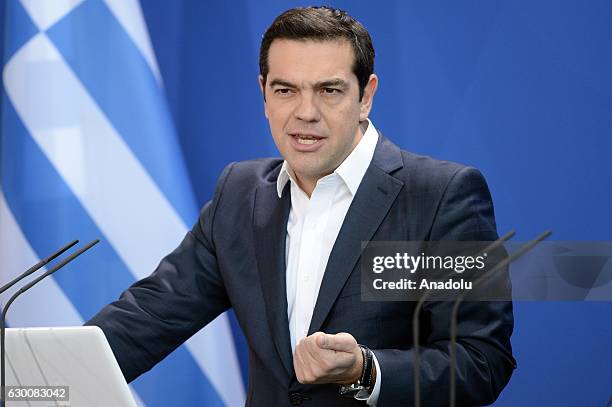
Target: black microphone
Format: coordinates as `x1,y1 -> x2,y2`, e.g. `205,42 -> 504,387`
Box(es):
0,239 -> 99,406
411,231 -> 515,407
448,230 -> 551,407
0,240 -> 78,295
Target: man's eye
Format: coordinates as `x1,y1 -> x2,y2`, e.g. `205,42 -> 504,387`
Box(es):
275,88 -> 293,95
323,88 -> 341,94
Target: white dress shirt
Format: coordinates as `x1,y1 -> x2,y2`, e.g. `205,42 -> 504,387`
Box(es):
276,119 -> 381,405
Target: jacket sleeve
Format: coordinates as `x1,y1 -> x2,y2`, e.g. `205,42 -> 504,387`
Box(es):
85,163 -> 236,382
374,167 -> 516,406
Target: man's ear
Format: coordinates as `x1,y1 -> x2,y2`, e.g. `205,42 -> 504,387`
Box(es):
359,74 -> 378,121
259,75 -> 269,119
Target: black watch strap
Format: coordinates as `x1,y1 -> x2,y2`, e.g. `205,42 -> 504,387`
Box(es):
339,344 -> 375,399
359,345 -> 374,390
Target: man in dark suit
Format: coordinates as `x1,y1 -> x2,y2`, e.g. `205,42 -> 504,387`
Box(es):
87,6 -> 515,406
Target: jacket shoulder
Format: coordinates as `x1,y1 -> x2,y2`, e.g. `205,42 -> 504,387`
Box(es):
220,158 -> 284,191
394,149 -> 471,192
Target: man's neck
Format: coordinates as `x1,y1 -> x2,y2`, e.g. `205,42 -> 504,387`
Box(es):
294,173 -> 321,198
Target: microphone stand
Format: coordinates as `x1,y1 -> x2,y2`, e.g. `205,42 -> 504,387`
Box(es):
449,231 -> 551,407
0,240 -> 78,295
412,231 -> 515,407
1,239 -> 99,406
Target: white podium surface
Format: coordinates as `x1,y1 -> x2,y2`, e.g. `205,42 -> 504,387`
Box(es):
3,326 -> 137,406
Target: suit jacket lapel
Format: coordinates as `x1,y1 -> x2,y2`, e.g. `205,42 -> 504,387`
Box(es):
253,182 -> 294,378
308,135 -> 405,335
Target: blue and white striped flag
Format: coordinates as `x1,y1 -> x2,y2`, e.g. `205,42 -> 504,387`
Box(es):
0,0 -> 245,405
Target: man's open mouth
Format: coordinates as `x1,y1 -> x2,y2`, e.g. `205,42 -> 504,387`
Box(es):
295,135 -> 319,145
291,134 -> 324,145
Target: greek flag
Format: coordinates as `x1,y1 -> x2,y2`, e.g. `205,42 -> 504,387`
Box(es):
0,0 -> 245,405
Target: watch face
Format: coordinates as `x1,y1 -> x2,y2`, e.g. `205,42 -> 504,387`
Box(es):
339,384 -> 361,397
339,384 -> 370,400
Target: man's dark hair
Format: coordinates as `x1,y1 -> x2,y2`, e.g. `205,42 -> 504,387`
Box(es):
259,6 -> 375,101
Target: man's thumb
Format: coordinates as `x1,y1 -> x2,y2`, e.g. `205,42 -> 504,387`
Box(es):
317,332 -> 354,352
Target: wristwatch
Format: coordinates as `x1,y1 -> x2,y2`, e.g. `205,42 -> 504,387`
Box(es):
339,345 -> 375,400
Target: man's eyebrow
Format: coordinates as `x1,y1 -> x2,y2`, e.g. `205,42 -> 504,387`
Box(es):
268,78 -> 350,89
315,79 -> 349,89
268,79 -> 297,88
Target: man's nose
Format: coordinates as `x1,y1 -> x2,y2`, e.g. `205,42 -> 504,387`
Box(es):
294,92 -> 321,122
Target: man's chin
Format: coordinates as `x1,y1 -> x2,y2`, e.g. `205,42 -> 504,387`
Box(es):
288,163 -> 334,183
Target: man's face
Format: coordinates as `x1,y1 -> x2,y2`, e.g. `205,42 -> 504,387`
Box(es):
260,39 -> 377,192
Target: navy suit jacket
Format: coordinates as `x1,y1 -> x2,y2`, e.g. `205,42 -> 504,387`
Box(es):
87,134 -> 515,406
